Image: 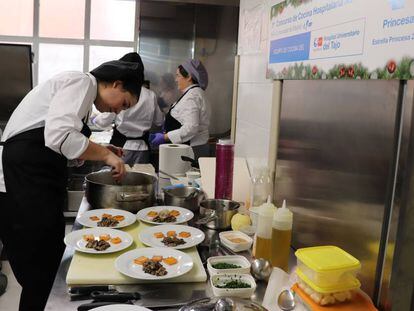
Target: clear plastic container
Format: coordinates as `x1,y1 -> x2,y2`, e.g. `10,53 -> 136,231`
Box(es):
295,246 -> 361,288
210,273 -> 256,298
220,231 -> 253,252
207,255 -> 251,276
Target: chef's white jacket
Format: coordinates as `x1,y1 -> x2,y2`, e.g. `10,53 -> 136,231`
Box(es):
0,71 -> 97,192
93,87 -> 163,151
168,85 -> 210,146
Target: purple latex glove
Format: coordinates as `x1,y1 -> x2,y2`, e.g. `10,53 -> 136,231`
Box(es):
149,132 -> 165,147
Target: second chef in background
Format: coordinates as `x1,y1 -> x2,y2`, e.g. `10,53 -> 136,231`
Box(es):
150,59 -> 210,160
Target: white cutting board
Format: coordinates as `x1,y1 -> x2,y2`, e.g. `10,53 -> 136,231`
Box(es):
198,157 -> 251,203
66,221 -> 207,285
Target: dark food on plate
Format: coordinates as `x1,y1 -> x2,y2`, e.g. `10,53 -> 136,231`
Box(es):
216,280 -> 251,289
85,239 -> 111,251
142,259 -> 168,276
161,235 -> 186,247
212,262 -> 242,269
150,209 -> 180,223
97,216 -> 119,227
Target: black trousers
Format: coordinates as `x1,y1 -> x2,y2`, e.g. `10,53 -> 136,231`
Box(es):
1,128 -> 66,311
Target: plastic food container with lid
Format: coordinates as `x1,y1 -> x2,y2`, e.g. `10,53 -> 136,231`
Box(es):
219,231 -> 253,252
295,246 -> 361,288
207,255 -> 251,276
210,273 -> 256,298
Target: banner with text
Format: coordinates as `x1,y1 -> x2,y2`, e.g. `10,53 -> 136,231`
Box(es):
267,0 -> 414,79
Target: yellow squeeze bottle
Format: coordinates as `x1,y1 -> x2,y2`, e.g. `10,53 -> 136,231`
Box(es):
255,196 -> 276,262
271,199 -> 293,272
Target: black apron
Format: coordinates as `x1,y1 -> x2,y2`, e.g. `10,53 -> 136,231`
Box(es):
164,85 -> 200,145
0,120 -> 91,311
110,126 -> 150,149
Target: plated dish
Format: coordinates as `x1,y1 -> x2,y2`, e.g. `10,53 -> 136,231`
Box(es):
64,228 -> 133,254
115,247 -> 193,280
91,305 -> 153,311
136,206 -> 194,225
77,209 -> 136,229
139,224 -> 205,250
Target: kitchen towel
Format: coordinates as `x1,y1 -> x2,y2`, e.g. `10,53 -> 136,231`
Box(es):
159,144 -> 194,178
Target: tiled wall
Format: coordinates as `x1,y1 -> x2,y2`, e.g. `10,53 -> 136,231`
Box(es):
235,0 -> 280,175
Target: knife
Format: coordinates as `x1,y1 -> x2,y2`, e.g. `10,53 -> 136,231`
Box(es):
90,290 -> 141,302
69,285 -> 116,296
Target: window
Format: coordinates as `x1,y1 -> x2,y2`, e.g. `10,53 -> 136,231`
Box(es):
89,46 -> 133,70
38,44 -> 83,83
39,0 -> 85,39
0,0 -> 33,36
90,0 -> 135,42
0,0 -> 138,85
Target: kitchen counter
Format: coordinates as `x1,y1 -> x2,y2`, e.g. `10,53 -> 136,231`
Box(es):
46,192 -> 295,310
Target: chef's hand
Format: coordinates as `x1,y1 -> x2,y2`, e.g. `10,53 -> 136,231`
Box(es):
106,144 -> 124,157
103,152 -> 126,181
149,132 -> 166,148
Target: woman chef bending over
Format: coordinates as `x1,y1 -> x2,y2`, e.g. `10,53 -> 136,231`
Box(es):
93,52 -> 164,165
149,59 -> 210,160
0,59 -> 143,311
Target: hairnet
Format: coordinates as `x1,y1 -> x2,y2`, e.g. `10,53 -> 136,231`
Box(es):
181,59 -> 208,90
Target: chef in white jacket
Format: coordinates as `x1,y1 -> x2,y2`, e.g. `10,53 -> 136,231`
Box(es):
93,53 -> 164,165
149,59 -> 210,160
0,59 -> 143,311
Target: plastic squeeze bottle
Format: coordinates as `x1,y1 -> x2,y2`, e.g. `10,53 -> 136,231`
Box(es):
271,200 -> 293,272
255,196 -> 276,262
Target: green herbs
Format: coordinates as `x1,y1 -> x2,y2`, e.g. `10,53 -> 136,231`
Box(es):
212,262 -> 242,269
216,280 -> 251,289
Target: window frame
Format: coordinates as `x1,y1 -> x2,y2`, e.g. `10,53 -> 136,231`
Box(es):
0,0 -> 140,86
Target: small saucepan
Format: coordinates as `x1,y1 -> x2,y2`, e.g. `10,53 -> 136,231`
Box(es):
196,199 -> 240,230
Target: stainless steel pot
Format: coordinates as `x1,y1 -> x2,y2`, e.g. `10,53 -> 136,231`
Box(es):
163,186 -> 206,213
197,199 -> 240,230
85,171 -> 157,213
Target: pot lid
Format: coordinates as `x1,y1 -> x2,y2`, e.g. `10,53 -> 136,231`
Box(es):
178,297 -> 268,311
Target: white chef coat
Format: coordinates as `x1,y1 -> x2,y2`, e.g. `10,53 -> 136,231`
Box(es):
167,85 -> 210,146
93,87 -> 164,151
0,71 -> 96,192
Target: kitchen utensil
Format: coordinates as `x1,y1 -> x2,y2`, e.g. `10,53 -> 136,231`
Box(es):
181,155 -> 200,169
197,199 -> 240,230
163,186 -> 206,213
64,228 -> 133,254
179,297 -> 268,311
159,169 -> 180,180
90,290 -> 140,302
115,247 -> 194,280
76,208 -> 136,229
251,258 -> 273,281
136,206 -> 194,225
139,224 -> 205,250
85,171 -> 157,213
214,298 -> 235,311
277,289 -> 296,311
69,285 -> 116,296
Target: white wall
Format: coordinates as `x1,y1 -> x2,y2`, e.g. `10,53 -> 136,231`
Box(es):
235,0 -> 281,176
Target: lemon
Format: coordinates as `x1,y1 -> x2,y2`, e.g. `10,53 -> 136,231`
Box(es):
231,213 -> 251,231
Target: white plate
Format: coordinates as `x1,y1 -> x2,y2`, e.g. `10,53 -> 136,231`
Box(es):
136,206 -> 194,225
64,228 -> 133,254
91,305 -> 152,311
115,247 -> 193,280
139,225 -> 205,250
77,209 -> 136,229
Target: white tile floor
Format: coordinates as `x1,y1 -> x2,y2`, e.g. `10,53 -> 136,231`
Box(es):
0,224 -> 73,311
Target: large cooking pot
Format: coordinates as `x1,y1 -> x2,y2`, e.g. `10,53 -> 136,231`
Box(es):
163,186 -> 206,213
197,199 -> 240,230
85,171 -> 157,213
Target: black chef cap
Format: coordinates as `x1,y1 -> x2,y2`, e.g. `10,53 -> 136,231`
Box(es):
90,60 -> 143,97
119,52 -> 144,82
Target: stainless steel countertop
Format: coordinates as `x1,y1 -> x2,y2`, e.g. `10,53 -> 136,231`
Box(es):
45,178 -> 294,310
